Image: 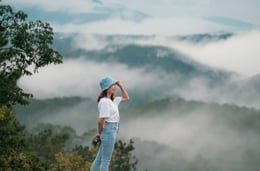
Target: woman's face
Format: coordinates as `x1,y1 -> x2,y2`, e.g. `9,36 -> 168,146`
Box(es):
107,84 -> 117,94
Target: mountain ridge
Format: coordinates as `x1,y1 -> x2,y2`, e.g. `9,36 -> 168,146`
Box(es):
50,33 -> 260,109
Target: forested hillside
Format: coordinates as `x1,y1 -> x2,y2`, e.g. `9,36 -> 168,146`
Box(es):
14,97 -> 260,171
2,1 -> 260,170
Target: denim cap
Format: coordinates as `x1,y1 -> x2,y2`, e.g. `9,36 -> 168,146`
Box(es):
99,77 -> 117,91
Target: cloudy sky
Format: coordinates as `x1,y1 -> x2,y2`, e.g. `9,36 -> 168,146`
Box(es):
3,0 -> 260,34
3,0 -> 260,76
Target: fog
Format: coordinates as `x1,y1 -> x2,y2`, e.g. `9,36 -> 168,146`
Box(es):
18,60 -> 260,109
17,77 -> 260,170
4,0 -> 260,170
121,111 -> 246,155
16,32 -> 260,170
119,103 -> 260,171
172,30 -> 260,77
69,30 -> 260,76
132,30 -> 260,77
53,17 -> 226,35
35,100 -> 97,135
18,58 -> 164,100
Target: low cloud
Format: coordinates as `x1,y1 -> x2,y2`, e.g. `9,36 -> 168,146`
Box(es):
129,30 -> 260,76
120,106 -> 260,170
18,58 -> 163,99
121,111 -> 236,153
172,30 -> 260,76
73,34 -> 109,50
18,30 -> 260,108
70,30 -> 260,76
53,17 -> 229,35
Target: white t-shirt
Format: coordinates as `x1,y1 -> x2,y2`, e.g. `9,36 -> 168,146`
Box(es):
98,97 -> 122,123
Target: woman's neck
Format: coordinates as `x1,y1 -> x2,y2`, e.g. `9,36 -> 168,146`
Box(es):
106,92 -> 112,98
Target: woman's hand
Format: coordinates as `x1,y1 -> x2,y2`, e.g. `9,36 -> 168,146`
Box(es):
92,134 -> 101,147
116,81 -> 123,88
116,81 -> 129,102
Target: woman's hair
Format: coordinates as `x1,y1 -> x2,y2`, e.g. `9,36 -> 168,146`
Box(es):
97,90 -> 115,102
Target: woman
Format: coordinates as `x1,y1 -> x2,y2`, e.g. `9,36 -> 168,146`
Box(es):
90,77 -> 129,171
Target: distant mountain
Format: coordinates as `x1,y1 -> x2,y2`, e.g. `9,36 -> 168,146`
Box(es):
14,96 -> 260,171
52,33 -> 260,108
220,73 -> 260,108
53,33 -> 234,51
205,16 -> 254,30
53,33 -> 235,82
20,2 -> 150,24
14,97 -> 98,133
120,98 -> 260,171
247,73 -> 260,88
175,32 -> 233,43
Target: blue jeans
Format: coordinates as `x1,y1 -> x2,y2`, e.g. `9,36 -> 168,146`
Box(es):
90,122 -> 118,171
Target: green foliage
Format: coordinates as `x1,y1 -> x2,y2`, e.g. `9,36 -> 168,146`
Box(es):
0,105 -> 46,170
0,113 -> 139,170
52,152 -> 90,171
27,126 -> 139,171
72,145 -> 96,163
71,139 -> 139,171
0,2 -> 62,106
0,105 -> 26,164
111,139 -> 138,171
27,128 -> 70,165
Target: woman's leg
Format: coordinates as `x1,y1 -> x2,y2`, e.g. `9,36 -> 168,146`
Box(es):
100,124 -> 117,171
90,145 -> 102,171
90,123 -> 118,171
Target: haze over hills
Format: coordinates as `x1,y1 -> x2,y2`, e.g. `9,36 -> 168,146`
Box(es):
14,32 -> 260,171
49,33 -> 260,108
15,95 -> 260,171
4,0 -> 260,170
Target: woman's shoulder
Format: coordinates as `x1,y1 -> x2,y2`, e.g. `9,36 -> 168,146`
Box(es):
113,96 -> 122,105
99,97 -> 111,104
114,96 -> 122,101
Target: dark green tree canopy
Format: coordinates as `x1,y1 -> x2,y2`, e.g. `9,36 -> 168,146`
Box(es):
0,2 -> 62,106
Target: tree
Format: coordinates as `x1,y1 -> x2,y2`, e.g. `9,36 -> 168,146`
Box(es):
53,152 -> 91,171
110,139 -> 138,171
0,1 -> 62,106
0,105 -> 26,168
0,105 -> 46,170
71,139 -> 139,171
0,2 -> 63,169
27,128 -> 70,165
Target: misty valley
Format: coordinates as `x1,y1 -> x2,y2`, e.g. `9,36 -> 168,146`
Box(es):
15,96 -> 260,171
15,33 -> 260,171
